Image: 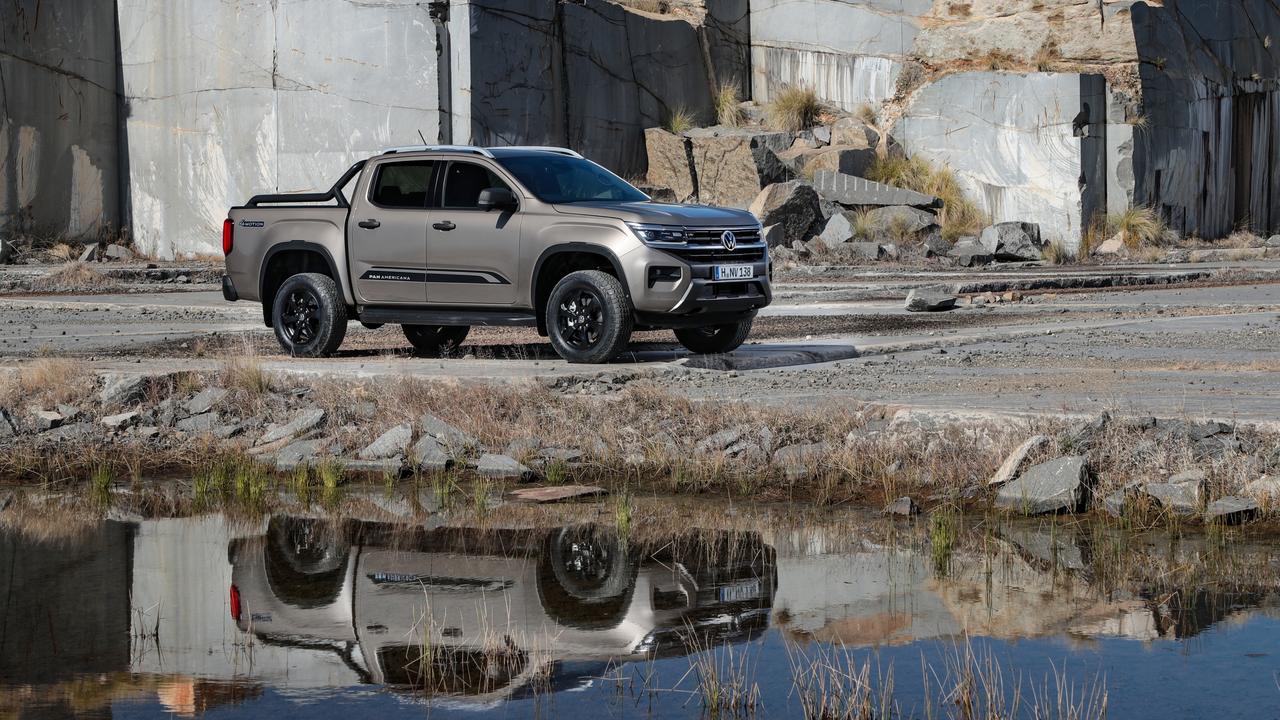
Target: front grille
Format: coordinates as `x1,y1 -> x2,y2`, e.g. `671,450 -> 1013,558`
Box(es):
666,227 -> 766,263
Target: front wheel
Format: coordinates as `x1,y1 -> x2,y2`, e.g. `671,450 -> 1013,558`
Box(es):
546,270 -> 633,364
402,324 -> 469,357
271,273 -> 348,358
674,318 -> 753,354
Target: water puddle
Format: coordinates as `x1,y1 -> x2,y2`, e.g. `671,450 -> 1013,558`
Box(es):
3,507 -> 1280,718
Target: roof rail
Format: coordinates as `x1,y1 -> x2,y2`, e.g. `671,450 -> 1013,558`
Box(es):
502,146 -> 584,159
381,145 -> 495,158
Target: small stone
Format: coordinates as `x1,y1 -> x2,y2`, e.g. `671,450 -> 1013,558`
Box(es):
0,409 -> 17,437
1205,496 -> 1259,525
275,439 -> 329,469
989,435 -> 1048,486
28,409 -> 66,431
99,374 -> 149,406
419,412 -> 478,450
475,454 -> 535,482
102,411 -> 140,430
176,412 -> 218,434
884,496 -> 919,517
258,408 -> 326,445
1144,469 -> 1205,516
359,423 -> 413,460
772,442 -> 830,481
410,434 -> 452,472
905,286 -> 957,312
509,485 -> 607,503
186,387 -> 228,415
338,456 -> 406,478
540,447 -> 584,464
1243,477 -> 1280,502
696,426 -> 747,454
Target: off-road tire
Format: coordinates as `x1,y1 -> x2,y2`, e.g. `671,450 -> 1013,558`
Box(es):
403,324 -> 470,357
271,272 -> 348,358
546,270 -> 633,364
674,318 -> 753,355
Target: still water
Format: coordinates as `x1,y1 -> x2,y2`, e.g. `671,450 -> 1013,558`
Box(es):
2,507 -> 1279,718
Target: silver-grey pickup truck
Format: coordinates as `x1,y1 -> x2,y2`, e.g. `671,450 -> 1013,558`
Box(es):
222,146 -> 771,363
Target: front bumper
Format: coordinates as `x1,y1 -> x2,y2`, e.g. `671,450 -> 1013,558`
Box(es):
221,274 -> 239,302
623,244 -> 772,322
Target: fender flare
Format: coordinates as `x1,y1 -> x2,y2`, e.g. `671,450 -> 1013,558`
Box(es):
258,241 -> 349,326
530,244 -> 628,334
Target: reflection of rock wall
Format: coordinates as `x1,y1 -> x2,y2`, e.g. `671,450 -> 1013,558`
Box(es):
117,0 -> 440,258
894,72 -> 1111,250
1131,1 -> 1280,239
0,0 -> 119,241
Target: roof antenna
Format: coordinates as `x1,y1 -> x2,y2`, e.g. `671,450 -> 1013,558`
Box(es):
417,129 -> 428,145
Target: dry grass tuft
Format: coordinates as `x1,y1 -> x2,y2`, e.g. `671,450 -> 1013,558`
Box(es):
4,358 -> 95,407
855,103 -> 879,127
715,81 -> 746,127
1106,206 -> 1166,250
1042,241 -> 1076,265
30,261 -> 117,292
767,85 -> 821,132
867,155 -> 986,241
894,60 -> 927,98
663,105 -> 696,134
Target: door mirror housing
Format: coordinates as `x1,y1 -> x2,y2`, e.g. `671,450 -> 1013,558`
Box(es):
477,187 -> 518,211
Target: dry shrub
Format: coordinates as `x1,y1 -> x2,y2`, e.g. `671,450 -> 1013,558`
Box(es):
30,261 -> 117,292
49,243 -> 78,261
1042,241 -> 1076,265
664,105 -> 695,134
894,61 -> 927,98
1033,38 -> 1061,71
867,155 -> 985,241
767,85 -> 821,132
981,49 -> 1018,70
10,358 -> 94,407
1223,229 -> 1262,248
715,81 -> 746,127
1106,206 -> 1166,249
855,103 -> 879,126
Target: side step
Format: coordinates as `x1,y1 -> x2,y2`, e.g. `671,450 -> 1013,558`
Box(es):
359,306 -> 537,327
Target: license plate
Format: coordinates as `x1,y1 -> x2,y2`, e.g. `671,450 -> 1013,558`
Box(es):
714,265 -> 753,280
719,579 -> 761,603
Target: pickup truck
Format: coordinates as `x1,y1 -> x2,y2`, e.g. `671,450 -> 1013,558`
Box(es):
222,146 -> 772,363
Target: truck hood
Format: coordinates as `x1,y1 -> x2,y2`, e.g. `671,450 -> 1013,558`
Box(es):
552,201 -> 759,228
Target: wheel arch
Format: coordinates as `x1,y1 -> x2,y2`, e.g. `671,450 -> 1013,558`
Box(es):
531,244 -> 628,335
259,241 -> 348,327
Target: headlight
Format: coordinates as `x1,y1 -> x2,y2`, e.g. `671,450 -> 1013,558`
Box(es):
627,223 -> 687,248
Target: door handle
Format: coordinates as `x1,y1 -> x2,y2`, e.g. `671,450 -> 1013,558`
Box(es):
358,219 -> 381,229
433,221 -> 456,231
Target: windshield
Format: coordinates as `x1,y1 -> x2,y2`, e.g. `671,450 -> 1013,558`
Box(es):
496,155 -> 648,204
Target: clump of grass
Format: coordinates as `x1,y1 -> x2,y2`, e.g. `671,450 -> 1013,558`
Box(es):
1043,240 -> 1076,265
685,629 -> 760,715
715,80 -> 746,127
30,261 -> 118,292
614,489 -> 634,541
850,209 -> 877,240
855,103 -> 879,127
89,464 -> 114,511
9,358 -> 94,407
981,48 -> 1018,70
1106,206 -> 1166,249
664,106 -> 695,134
767,85 -> 821,132
544,458 -> 570,485
866,155 -> 985,241
470,478 -> 494,517
290,464 -> 314,507
317,460 -> 345,511
929,508 -> 958,576
1034,39 -> 1062,71
221,355 -> 271,396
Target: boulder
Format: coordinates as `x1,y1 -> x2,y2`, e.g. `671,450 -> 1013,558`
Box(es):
475,453 -> 536,482
919,230 -> 950,258
812,170 -> 939,209
749,181 -> 823,247
258,408 -> 325,445
509,485 -> 607,503
905,286 -> 957,312
0,236 -> 13,265
359,423 -> 413,460
686,126 -> 793,207
884,496 -> 920,517
1101,482 -> 1142,518
410,435 -> 452,472
275,439 -> 330,470
762,224 -> 785,248
978,222 -> 1043,261
803,145 -> 877,179
1204,496 -> 1259,525
988,435 -> 1048,486
338,457 -> 406,478
1243,477 -> 1280,503
27,409 -> 65,431
99,374 -> 149,406
695,426 -> 747,454
175,412 -> 217,434
772,442 -> 829,481
813,213 -> 855,250
1143,469 -> 1205,515
811,125 -> 832,145
186,387 -> 227,416
995,455 -> 1091,515
644,128 -> 696,202
949,238 -> 993,266
419,412 -> 478,450
864,206 -> 936,236
830,118 -> 879,149
0,408 -> 18,437
1266,235 -> 1280,248
1093,233 -> 1128,257
848,242 -> 885,261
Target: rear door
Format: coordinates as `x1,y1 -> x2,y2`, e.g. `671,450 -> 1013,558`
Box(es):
426,160 -> 521,306
347,159 -> 436,305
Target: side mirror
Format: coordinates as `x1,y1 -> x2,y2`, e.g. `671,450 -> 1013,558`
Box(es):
477,187 -> 517,211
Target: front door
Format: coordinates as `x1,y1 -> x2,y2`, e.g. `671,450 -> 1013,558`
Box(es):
347,159 -> 436,305
426,160 -> 521,306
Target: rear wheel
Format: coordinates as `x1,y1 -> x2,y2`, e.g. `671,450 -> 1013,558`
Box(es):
402,324 -> 469,356
674,318 -> 753,354
271,273 -> 347,358
546,270 -> 633,364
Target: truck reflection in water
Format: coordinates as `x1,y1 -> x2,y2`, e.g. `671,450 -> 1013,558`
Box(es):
228,517 -> 777,701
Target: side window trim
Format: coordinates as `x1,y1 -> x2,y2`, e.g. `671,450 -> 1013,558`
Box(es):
367,160 -> 437,211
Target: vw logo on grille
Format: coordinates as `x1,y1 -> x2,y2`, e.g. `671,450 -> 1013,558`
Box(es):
720,230 -> 737,251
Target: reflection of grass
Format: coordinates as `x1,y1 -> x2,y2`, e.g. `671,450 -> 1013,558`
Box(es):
929,508 -> 958,576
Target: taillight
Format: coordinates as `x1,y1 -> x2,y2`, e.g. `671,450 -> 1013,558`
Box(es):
229,584 -> 242,622
222,218 -> 234,255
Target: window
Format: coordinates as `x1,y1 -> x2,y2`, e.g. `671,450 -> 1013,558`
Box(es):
371,161 -> 435,208
442,162 -> 512,209
496,155 -> 647,204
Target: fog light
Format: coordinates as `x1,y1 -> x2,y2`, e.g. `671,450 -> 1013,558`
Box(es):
647,266 -> 681,287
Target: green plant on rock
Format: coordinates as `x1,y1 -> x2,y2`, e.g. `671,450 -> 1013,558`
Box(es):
664,106 -> 695,134
867,154 -> 985,241
1106,206 -> 1166,249
766,85 -> 821,132
89,464 -> 113,511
